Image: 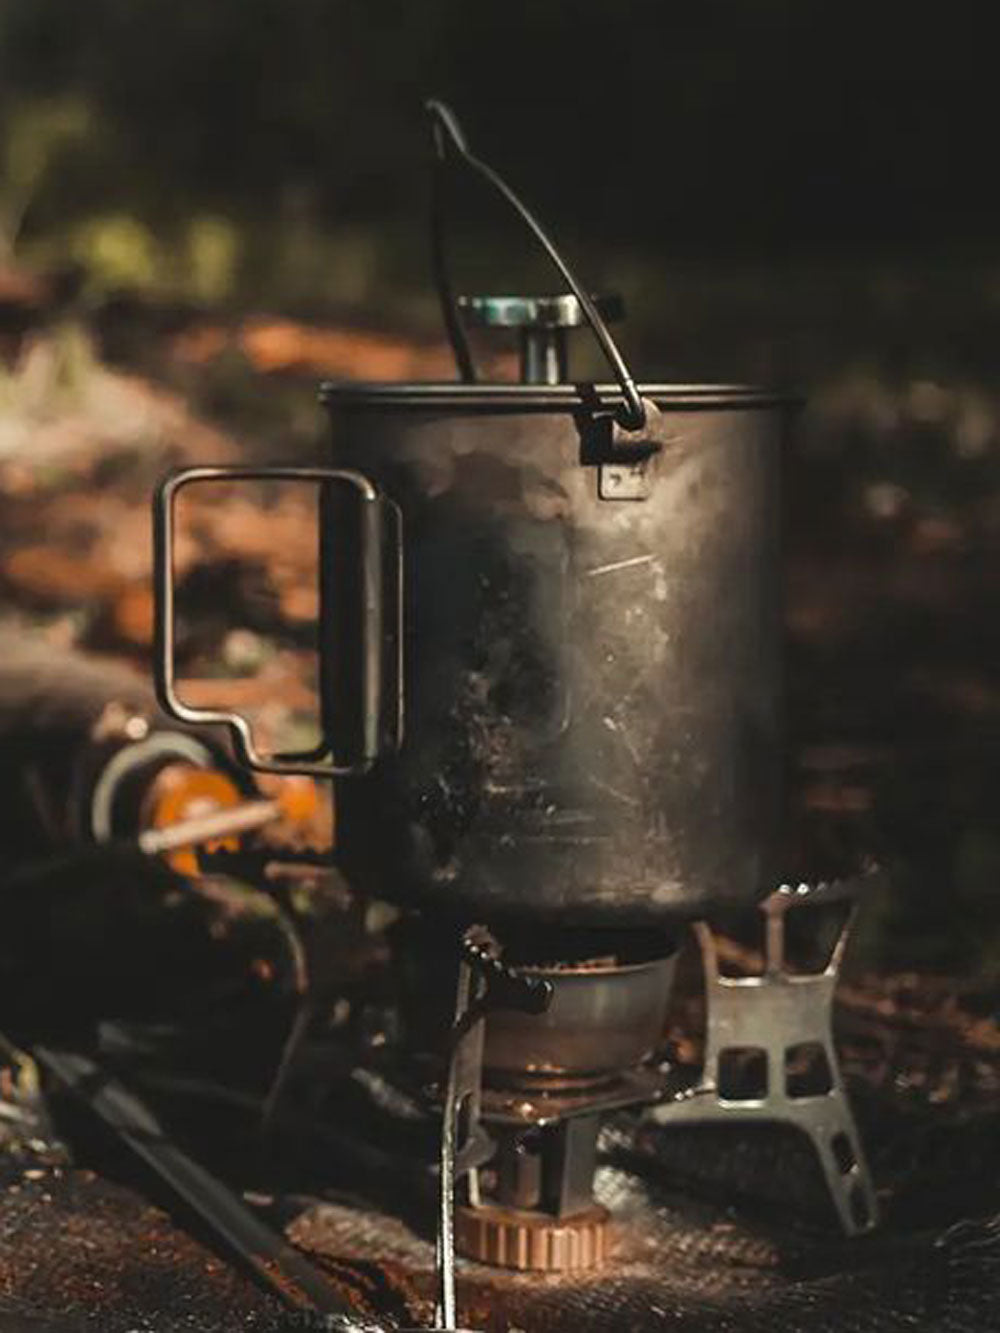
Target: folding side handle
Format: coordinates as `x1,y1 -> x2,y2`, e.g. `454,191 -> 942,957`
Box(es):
153,464 -> 403,778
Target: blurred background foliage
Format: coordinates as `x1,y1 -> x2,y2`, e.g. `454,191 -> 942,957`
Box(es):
0,0 -> 998,974
1,0 -> 997,319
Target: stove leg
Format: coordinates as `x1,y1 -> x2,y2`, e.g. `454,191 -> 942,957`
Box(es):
651,875 -> 881,1236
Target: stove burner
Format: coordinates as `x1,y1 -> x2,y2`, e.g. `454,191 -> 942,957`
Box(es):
433,871 -> 882,1289
435,935 -> 676,1276
482,952 -> 676,1092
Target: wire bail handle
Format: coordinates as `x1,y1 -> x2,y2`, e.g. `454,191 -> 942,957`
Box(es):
426,99 -> 647,431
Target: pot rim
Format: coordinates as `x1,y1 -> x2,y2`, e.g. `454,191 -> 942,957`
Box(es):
509,954 -> 676,980
320,380 -> 800,413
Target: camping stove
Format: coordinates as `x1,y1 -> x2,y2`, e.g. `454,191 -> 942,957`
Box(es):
425,878 -> 877,1302
440,927 -> 677,1274
151,101 -> 878,1327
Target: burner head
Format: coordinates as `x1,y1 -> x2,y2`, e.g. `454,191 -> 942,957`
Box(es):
450,936 -> 676,1273
482,950 -> 676,1094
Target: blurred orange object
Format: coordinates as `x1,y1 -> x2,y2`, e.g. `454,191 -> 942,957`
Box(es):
141,763 -> 243,876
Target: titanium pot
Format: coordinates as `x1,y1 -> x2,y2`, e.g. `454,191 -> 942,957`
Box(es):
153,103 -> 795,927
318,103 -> 795,927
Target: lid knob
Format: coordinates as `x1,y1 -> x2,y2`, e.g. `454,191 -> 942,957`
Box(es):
458,293 -> 624,386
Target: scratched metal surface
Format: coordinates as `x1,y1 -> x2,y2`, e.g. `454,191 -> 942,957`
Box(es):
325,394 -> 788,926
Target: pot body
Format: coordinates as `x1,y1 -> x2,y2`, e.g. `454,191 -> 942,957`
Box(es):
323,383 -> 792,926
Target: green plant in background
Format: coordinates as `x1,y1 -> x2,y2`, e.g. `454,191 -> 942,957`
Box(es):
67,213 -> 160,291
0,316 -> 98,417
0,95 -> 92,262
62,212 -> 242,303
183,215 -> 240,305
